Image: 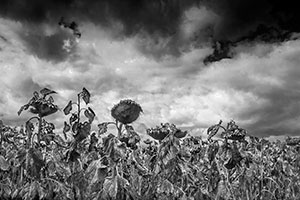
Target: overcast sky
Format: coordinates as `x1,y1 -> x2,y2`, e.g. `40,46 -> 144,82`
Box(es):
0,0 -> 300,138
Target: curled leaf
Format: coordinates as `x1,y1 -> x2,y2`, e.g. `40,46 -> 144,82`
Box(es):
72,122 -> 79,133
70,113 -> 78,125
84,107 -> 95,123
17,99 -> 32,116
81,87 -> 90,104
17,105 -> 27,116
63,121 -> 70,139
33,91 -> 39,99
40,88 -> 57,97
63,121 -> 70,133
64,101 -> 72,115
48,96 -> 54,104
207,120 -> 222,141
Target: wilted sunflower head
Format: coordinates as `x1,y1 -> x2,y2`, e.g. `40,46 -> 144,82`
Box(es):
111,99 -> 143,124
30,100 -> 58,117
147,123 -> 187,141
18,88 -> 58,117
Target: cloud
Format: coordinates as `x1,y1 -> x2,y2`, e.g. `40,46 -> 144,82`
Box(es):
1,0 -> 300,62
195,39 -> 300,136
202,0 -> 300,41
19,24 -> 77,62
0,0 -> 197,33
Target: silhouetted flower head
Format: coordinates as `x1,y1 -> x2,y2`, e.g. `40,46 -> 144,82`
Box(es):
29,100 -> 58,117
18,88 -> 58,118
111,99 -> 143,124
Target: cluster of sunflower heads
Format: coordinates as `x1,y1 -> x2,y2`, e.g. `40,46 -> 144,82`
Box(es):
111,99 -> 143,124
147,123 -> 187,141
18,88 -> 58,118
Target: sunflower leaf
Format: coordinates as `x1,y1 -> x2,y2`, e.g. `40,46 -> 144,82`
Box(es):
81,87 -> 90,104
40,88 -> 57,97
63,101 -> 72,115
84,107 -> 95,123
0,155 -> 9,171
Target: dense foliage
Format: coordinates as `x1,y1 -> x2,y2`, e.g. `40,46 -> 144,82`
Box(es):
0,88 -> 300,200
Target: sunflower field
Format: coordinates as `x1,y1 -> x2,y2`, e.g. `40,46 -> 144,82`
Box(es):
0,88 -> 300,200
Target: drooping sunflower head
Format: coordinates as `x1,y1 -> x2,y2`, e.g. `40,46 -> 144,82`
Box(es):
111,99 -> 143,124
30,100 -> 58,117
18,88 -> 58,117
147,123 -> 187,141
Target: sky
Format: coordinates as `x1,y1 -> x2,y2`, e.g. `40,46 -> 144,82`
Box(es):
0,0 -> 300,139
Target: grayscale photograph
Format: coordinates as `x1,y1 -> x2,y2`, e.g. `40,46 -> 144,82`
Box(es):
0,0 -> 299,199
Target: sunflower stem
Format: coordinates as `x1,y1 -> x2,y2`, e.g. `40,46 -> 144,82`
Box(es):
37,117 -> 42,146
27,116 -> 40,123
77,94 -> 81,124
117,122 -> 123,138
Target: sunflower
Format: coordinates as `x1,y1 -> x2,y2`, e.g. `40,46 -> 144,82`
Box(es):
174,129 -> 188,138
111,99 -> 143,124
147,127 -> 169,141
18,88 -> 58,117
29,100 -> 58,118
147,123 -> 187,140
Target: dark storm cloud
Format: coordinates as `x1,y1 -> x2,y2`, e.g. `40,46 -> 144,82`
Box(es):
201,0 -> 299,64
0,0 -> 199,35
203,40 -> 233,65
1,0 -> 299,61
0,0 -> 200,60
203,0 -> 300,41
